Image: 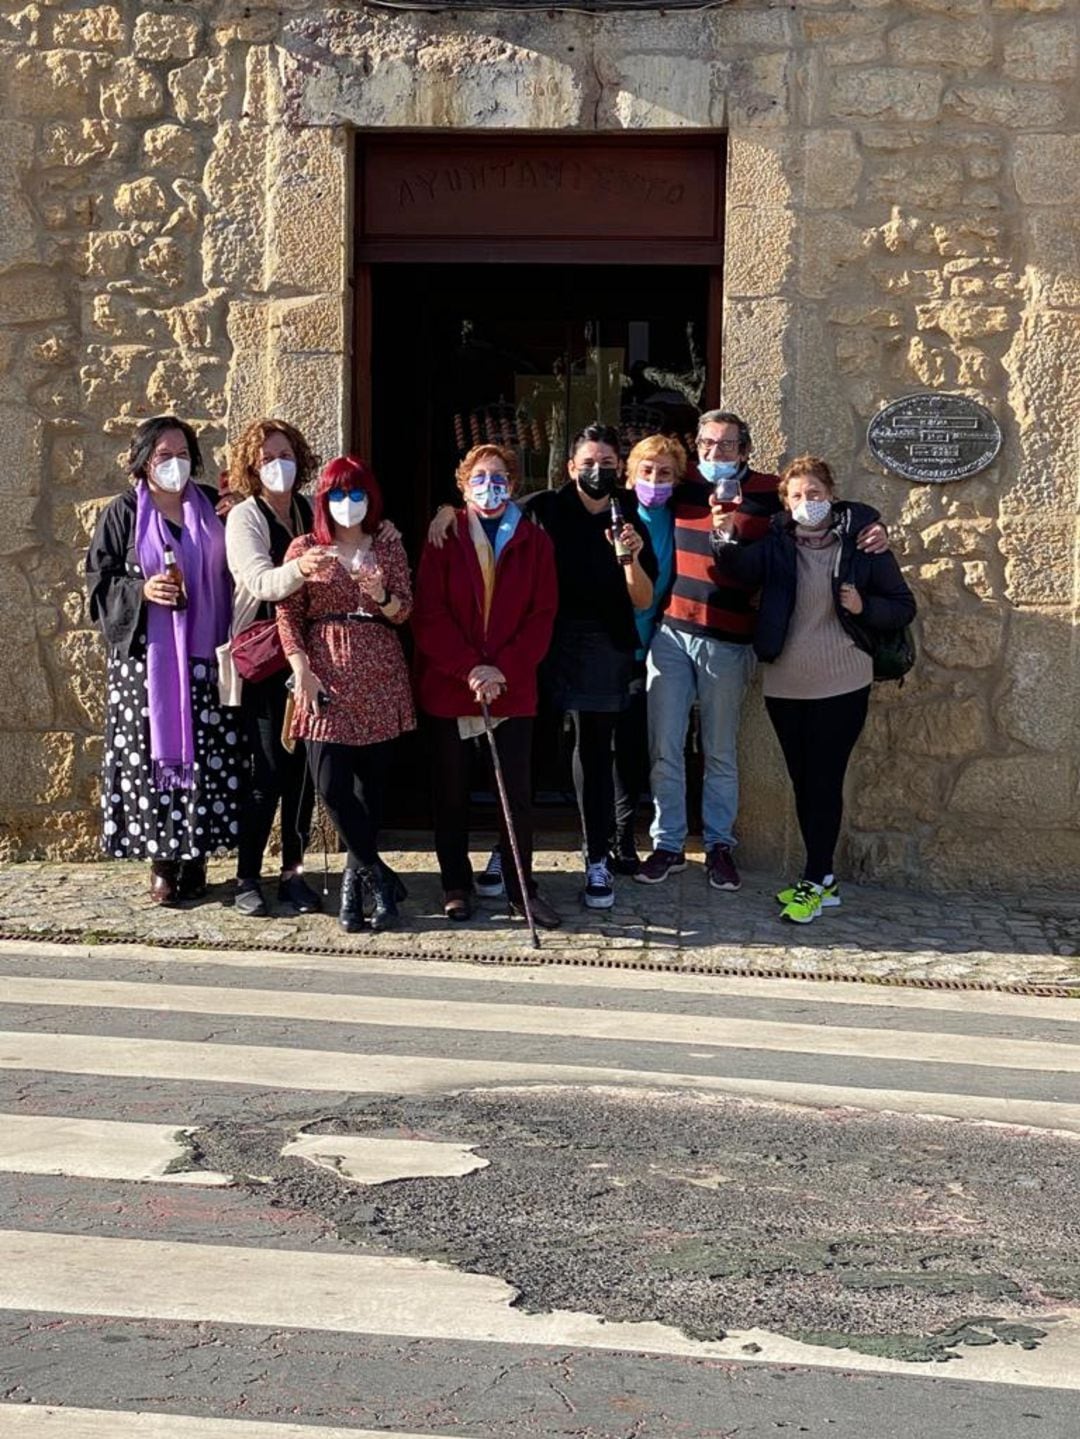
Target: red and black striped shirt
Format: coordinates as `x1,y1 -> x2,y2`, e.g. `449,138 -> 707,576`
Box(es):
661,471 -> 782,643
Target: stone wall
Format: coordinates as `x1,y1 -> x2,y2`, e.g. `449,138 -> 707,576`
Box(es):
0,0 -> 1077,889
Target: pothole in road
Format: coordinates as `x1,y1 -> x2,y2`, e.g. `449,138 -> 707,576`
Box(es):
181,1085 -> 1080,1363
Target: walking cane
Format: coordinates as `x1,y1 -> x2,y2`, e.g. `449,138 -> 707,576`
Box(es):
481,701 -> 540,950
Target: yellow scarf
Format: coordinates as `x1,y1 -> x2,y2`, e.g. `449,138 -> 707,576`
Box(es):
467,508 -> 496,631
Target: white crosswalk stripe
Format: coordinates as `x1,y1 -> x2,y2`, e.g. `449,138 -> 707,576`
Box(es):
1,936 -> 1079,1436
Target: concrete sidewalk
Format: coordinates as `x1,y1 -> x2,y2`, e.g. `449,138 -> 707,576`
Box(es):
1,836 -> 1077,991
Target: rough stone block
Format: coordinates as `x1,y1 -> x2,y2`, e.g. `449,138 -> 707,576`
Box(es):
920,608 -> 1006,669
113,177 -> 167,221
920,516 -> 998,559
84,230 -> 138,280
1000,513 -> 1075,605
949,754 -> 1072,824
268,351 -> 343,459
40,118 -> 119,168
272,294 -> 345,355
1003,17 -> 1078,80
1003,311 -> 1080,509
1026,211 -> 1080,308
998,609 -> 1078,753
608,55 -> 715,130
0,121 -> 39,273
139,237 -> 187,287
147,353 -> 227,420
889,18 -> 993,69
916,297 -> 1011,339
168,54 -> 236,126
848,760 -> 941,827
920,825 -> 1080,890
265,127 -> 345,295
724,205 -> 793,298
7,48 -> 106,119
133,10 -> 200,61
0,651 -> 55,731
1014,134 -> 1080,204
0,266 -> 67,323
55,629 -> 105,726
946,83 -> 1067,128
720,297 -> 790,461
829,68 -> 943,122
52,6 -> 125,48
891,695 -> 991,760
0,496 -> 39,554
100,57 -> 163,120
797,215 -> 867,299
142,123 -> 198,176
0,402 -> 43,492
992,0 -> 1066,10
726,136 -> 791,209
724,50 -> 789,130
803,130 -> 861,209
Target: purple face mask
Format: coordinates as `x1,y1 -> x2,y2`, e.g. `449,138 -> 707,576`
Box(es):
634,478 -> 674,509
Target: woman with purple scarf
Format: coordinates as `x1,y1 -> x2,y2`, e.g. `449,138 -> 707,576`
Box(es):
86,416 -> 241,906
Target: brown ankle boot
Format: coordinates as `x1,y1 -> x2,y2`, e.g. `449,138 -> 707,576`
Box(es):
149,860 -> 180,906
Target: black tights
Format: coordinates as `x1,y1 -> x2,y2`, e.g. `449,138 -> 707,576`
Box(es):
764,686 -> 870,884
306,739 -> 392,869
236,675 -> 314,880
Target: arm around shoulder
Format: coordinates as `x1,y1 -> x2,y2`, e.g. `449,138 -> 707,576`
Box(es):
226,500 -> 306,603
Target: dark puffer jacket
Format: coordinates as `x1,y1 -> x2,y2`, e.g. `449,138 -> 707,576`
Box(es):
712,501 -> 916,663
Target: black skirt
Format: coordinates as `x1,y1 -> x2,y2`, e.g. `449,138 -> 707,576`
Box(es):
100,646 -> 243,861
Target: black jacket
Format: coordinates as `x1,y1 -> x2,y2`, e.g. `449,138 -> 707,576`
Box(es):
86,483 -> 222,658
712,500 -> 916,663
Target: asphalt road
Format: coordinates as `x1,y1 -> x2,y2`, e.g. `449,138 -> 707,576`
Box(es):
1,938 -> 1079,1438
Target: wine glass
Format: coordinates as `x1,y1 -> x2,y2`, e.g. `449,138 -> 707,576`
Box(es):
712,473 -> 743,546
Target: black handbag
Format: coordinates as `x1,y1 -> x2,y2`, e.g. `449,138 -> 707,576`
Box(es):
871,625 -> 916,683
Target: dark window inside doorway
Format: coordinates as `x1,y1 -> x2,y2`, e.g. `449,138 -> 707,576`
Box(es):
369,261 -> 710,827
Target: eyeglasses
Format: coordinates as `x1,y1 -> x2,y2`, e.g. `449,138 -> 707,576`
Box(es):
327,487 -> 366,504
697,438 -> 742,457
469,472 -> 508,484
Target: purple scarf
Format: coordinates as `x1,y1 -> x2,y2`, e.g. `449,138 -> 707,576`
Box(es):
135,480 -> 231,790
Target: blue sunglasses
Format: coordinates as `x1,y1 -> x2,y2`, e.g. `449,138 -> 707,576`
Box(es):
327,487 -> 367,504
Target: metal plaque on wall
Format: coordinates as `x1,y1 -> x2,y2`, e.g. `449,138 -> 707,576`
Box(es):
867,393 -> 1002,483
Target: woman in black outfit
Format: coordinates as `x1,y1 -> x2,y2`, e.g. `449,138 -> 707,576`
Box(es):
524,424 -> 656,910
86,416 -> 240,905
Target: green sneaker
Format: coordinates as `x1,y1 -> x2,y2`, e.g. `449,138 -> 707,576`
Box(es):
776,877 -> 840,908
780,880 -> 824,924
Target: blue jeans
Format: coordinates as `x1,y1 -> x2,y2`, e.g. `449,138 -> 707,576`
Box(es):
645,622 -> 756,852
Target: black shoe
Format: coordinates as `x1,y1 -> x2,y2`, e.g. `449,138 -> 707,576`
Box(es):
339,868 -> 365,933
510,891 -> 562,930
149,860 -> 180,907
278,872 -> 323,914
359,862 -> 401,932
177,858 -> 208,901
608,850 -> 642,877
234,881 -> 268,918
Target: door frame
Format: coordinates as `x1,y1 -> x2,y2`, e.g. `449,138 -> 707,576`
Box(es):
352,133 -> 726,457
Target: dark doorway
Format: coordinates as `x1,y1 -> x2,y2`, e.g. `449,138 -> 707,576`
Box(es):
370,262 -> 710,825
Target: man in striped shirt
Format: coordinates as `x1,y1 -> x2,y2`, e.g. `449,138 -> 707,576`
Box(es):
637,411 -> 885,893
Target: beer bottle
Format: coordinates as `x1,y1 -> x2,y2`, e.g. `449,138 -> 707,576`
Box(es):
162,545 -> 187,611
610,497 -> 633,567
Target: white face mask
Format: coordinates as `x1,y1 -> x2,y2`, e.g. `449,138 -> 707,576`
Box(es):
260,458 -> 296,494
153,456 -> 190,493
791,497 -> 832,529
329,496 -> 368,529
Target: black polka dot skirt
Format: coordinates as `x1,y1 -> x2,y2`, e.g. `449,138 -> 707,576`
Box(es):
100,648 -> 243,862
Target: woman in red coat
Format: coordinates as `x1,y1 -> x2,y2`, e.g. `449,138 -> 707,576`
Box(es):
413,443 -> 560,928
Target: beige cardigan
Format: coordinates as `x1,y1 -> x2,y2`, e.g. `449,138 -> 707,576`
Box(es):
216,495 -> 308,705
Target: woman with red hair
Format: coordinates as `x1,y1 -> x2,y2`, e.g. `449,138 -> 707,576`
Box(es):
277,456 -> 415,931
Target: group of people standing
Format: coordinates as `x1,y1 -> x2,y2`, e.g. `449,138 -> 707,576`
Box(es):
86,408 -> 914,931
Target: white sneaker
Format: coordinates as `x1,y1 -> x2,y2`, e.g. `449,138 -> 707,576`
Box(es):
475,847 -> 504,898
583,858 -> 615,910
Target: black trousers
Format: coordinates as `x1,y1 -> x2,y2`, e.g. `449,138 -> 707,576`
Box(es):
236,673 -> 314,880
429,716 -> 535,901
306,738 -> 392,869
611,684 -> 648,855
571,709 -> 623,864
765,686 -> 870,885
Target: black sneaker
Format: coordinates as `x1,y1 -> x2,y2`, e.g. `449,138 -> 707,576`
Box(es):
475,847 -> 504,898
234,881 -> 268,918
634,849 -> 687,885
278,872 -> 323,914
583,858 -> 615,910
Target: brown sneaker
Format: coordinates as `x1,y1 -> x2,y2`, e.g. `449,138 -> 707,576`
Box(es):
706,843 -> 741,891
634,849 -> 687,885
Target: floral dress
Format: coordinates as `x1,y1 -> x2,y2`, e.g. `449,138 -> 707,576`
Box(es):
276,533 -> 416,747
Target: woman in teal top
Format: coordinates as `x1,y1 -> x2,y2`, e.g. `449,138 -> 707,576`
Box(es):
611,434 -> 686,873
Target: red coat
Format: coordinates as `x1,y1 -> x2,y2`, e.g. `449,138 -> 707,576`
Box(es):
412,509 -> 558,719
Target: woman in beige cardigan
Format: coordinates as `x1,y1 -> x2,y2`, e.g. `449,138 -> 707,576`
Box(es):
222,418 -> 337,917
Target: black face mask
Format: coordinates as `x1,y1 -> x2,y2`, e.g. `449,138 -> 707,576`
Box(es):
577,464 -> 619,499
